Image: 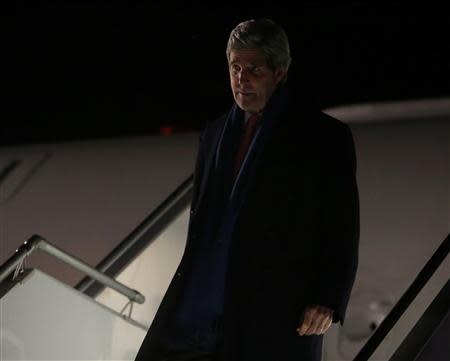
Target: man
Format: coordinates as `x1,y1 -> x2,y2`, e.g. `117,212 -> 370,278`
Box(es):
136,18 -> 359,361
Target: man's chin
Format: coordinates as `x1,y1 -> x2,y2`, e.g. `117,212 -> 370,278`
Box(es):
236,102 -> 259,113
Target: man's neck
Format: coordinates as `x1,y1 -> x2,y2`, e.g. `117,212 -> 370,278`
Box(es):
244,111 -> 262,122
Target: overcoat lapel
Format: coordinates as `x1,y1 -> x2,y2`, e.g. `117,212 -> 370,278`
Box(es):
195,107 -> 234,210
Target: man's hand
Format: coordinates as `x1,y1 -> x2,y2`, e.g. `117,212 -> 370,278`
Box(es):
297,304 -> 333,336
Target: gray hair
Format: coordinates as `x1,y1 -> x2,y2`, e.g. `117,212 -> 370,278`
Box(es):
226,18 -> 291,81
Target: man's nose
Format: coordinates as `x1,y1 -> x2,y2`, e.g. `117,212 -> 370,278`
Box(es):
238,70 -> 249,83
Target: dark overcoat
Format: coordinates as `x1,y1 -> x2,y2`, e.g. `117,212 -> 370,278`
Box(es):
136,85 -> 360,361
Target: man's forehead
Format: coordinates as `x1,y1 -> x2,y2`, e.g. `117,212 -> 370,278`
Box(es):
229,49 -> 267,65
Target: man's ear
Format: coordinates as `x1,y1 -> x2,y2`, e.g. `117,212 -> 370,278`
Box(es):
275,67 -> 287,83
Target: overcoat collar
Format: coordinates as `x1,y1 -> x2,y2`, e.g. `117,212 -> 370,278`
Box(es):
195,84 -> 297,209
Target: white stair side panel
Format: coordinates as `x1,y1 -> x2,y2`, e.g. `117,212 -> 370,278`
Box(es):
95,208 -> 189,328
0,269 -> 147,360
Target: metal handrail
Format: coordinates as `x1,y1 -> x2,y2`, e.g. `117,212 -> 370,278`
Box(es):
390,279 -> 450,361
353,232 -> 450,361
0,234 -> 145,304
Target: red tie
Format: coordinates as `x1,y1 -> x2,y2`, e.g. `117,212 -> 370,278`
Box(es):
233,113 -> 261,177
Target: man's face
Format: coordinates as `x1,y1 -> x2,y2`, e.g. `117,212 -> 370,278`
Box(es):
229,48 -> 286,114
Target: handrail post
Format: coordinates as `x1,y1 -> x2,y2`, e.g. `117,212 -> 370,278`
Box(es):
0,235 -> 41,283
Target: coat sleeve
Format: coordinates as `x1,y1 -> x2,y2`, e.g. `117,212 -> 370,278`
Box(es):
310,123 -> 360,326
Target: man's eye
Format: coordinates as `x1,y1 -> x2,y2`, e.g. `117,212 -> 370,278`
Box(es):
231,65 -> 240,74
249,66 -> 262,74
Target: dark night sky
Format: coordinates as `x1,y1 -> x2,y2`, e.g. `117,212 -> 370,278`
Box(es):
4,2 -> 450,145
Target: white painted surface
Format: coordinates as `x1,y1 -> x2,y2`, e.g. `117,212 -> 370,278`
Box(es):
324,96 -> 450,123
0,133 -> 199,287
0,269 -> 147,360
